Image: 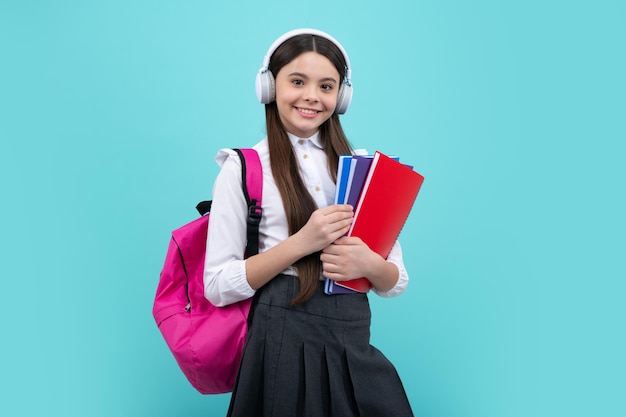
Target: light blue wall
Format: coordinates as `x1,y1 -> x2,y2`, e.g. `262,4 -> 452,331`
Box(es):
1,1 -> 624,416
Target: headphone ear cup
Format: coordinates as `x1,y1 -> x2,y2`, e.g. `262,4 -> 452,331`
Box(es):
255,71 -> 276,104
335,83 -> 353,114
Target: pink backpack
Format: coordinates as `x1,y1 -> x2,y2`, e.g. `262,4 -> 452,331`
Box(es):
152,148 -> 263,394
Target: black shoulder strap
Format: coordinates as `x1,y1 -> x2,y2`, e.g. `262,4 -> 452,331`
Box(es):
196,149 -> 263,259
233,148 -> 262,258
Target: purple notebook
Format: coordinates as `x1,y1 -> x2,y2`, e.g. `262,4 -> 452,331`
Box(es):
345,156 -> 374,207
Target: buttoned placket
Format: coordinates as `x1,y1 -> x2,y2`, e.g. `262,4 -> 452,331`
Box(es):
295,138 -> 327,208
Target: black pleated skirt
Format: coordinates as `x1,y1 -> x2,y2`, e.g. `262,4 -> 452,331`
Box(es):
227,274 -> 414,417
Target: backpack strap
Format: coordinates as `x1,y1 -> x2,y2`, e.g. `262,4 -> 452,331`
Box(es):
234,148 -> 263,258
194,148 -> 263,258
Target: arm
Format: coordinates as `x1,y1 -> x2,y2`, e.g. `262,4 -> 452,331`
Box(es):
245,204 -> 354,290
203,154 -> 254,306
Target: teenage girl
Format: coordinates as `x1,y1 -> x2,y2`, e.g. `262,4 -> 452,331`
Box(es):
204,28 -> 414,417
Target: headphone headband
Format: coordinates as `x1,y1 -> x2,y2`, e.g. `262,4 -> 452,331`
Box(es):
259,28 -> 352,84
255,28 -> 353,114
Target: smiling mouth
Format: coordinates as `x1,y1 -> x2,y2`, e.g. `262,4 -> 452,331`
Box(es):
296,107 -> 319,115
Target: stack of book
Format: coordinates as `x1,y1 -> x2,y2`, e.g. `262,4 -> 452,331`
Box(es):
324,151 -> 425,295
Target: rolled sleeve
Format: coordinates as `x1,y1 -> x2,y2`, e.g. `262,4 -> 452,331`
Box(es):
204,259 -> 255,307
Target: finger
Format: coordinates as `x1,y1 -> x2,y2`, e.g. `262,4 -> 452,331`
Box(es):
322,262 -> 342,276
328,225 -> 351,241
331,203 -> 353,211
320,249 -> 340,260
320,204 -> 353,215
321,246 -> 337,256
319,216 -> 351,237
324,268 -> 350,281
332,236 -> 351,245
327,212 -> 353,227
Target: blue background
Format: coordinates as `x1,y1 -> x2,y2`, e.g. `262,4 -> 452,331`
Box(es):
1,1 -> 624,416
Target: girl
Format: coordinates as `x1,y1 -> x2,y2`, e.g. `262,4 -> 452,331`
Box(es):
204,28 -> 414,417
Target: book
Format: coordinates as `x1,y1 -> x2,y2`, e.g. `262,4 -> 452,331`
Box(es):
345,156 -> 373,207
341,157 -> 359,205
332,151 -> 425,293
325,155 -> 368,294
325,155 -> 362,294
344,155 -> 400,208
323,278 -> 358,295
333,155 -> 354,205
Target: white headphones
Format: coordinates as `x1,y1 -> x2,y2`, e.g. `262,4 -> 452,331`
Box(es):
255,28 -> 353,115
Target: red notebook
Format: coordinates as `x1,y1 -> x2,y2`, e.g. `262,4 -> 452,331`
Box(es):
334,151 -> 425,293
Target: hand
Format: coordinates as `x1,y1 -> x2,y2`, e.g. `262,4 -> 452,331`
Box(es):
294,204 -> 353,254
320,236 -> 380,281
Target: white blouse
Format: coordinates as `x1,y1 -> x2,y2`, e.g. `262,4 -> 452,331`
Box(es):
203,132 -> 409,306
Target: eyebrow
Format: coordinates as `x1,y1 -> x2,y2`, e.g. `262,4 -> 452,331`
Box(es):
288,72 -> 338,84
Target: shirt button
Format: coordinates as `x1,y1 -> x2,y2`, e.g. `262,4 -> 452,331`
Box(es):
303,154 -> 308,159
315,186 -> 320,192
298,140 -> 305,145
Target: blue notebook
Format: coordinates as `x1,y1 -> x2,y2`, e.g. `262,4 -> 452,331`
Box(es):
333,155 -> 354,205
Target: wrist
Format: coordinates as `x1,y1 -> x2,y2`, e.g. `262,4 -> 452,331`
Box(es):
285,233 -> 312,260
367,256 -> 399,292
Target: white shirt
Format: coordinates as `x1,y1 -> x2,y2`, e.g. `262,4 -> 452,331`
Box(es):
203,132 -> 409,306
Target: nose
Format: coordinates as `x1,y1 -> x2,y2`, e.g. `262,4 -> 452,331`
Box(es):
303,84 -> 319,102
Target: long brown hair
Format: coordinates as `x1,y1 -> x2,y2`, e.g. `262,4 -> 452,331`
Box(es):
265,34 -> 353,304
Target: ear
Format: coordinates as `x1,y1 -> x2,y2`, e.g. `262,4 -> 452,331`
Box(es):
255,70 -> 276,103
335,83 -> 353,114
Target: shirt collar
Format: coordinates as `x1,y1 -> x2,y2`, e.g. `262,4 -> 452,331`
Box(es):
287,131 -> 324,150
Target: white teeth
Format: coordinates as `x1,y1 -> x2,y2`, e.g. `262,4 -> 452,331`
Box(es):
298,108 -> 317,114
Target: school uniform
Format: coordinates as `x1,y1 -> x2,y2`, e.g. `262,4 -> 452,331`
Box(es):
204,133 -> 414,416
